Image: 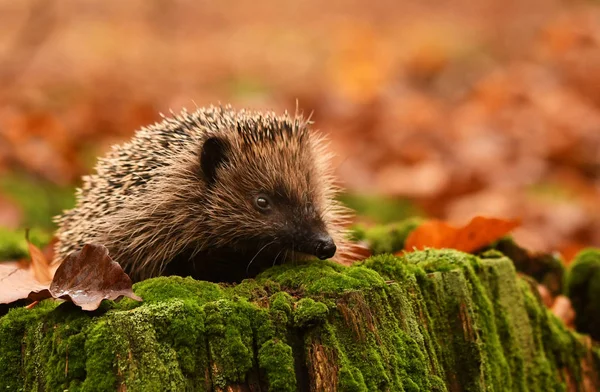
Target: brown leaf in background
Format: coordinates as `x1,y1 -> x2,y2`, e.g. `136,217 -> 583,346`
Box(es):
328,24 -> 393,103
49,244 -> 141,311
403,216 -> 521,253
558,241 -> 588,266
0,2 -> 599,253
402,220 -> 455,252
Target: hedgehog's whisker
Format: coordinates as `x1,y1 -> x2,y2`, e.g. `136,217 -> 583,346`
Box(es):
280,249 -> 289,267
273,249 -> 283,267
246,241 -> 275,275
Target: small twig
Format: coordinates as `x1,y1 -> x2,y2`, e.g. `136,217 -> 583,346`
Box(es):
25,300 -> 39,309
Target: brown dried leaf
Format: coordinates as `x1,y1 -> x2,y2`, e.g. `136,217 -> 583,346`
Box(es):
49,244 -> 142,311
0,243 -> 141,311
0,262 -> 51,304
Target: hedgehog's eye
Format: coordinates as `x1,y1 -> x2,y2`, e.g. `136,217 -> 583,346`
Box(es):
255,195 -> 271,212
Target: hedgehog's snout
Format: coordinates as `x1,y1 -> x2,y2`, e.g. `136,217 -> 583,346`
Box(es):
314,234 -> 336,260
291,229 -> 336,260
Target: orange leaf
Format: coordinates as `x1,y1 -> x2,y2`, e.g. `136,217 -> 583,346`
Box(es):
403,216 -> 521,253
26,231 -> 53,284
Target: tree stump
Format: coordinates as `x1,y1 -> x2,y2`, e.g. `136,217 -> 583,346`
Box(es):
1,249 -> 598,391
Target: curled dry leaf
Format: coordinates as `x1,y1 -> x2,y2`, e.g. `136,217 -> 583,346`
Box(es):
49,244 -> 142,311
0,243 -> 141,311
402,216 -> 521,253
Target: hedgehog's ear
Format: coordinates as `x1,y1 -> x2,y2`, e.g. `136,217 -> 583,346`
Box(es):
200,136 -> 230,184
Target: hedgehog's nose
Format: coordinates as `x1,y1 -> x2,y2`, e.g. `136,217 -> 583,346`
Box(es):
315,235 -> 336,260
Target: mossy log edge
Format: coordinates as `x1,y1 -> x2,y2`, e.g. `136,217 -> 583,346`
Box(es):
1,249 -> 599,391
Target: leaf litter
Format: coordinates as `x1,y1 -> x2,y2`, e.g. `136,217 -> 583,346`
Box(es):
0,242 -> 141,311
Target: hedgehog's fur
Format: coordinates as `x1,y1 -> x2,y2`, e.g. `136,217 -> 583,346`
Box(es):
55,105 -> 351,282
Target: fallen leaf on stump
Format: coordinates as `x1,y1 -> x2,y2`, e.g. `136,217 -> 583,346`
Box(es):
402,216 -> 521,253
0,243 -> 141,311
50,244 -> 142,310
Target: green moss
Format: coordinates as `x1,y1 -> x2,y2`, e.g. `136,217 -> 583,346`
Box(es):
403,248 -> 473,272
204,299 -> 254,386
160,302 -> 206,381
82,320 -> 122,391
365,250 -> 581,391
306,266 -> 386,296
566,248 -> 600,341
0,227 -> 52,260
231,278 -> 269,301
519,279 -> 565,390
257,259 -> 344,288
0,301 -> 58,390
39,304 -> 93,391
270,292 -> 293,317
477,256 -> 532,391
269,292 -> 294,338
361,253 -> 422,281
1,246 -> 598,390
338,366 -> 368,392
351,218 -> 423,254
131,276 -> 225,305
492,237 -> 565,296
251,306 -> 275,350
293,298 -> 329,328
258,339 -> 296,392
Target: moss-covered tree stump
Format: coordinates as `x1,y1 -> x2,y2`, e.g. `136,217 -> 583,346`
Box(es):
1,250 -> 599,391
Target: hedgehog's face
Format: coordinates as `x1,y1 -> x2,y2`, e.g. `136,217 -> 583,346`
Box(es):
245,190 -> 337,260
199,134 -> 337,263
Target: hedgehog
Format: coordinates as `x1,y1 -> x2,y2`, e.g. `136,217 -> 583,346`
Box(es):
54,105 -> 351,282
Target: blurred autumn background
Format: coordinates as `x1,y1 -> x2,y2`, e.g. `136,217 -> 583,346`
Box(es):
0,0 -> 599,262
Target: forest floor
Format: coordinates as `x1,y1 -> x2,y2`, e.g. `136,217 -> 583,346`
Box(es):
0,0 -> 598,258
